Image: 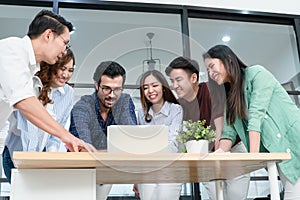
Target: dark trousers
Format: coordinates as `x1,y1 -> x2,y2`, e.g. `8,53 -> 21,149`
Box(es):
2,146 -> 15,183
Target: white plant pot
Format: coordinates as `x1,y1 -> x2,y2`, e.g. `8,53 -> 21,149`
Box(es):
185,140 -> 209,154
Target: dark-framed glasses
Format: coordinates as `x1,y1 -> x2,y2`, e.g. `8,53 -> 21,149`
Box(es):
99,85 -> 123,95
52,29 -> 71,50
58,35 -> 71,50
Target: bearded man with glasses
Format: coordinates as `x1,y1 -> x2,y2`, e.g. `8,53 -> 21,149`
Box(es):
69,61 -> 137,200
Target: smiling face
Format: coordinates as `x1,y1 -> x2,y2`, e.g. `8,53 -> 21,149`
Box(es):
204,58 -> 229,85
50,59 -> 74,88
142,75 -> 164,106
94,75 -> 123,109
169,68 -> 197,100
43,28 -> 70,65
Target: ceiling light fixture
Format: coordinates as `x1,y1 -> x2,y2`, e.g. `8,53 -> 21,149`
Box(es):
143,32 -> 161,72
222,35 -> 231,42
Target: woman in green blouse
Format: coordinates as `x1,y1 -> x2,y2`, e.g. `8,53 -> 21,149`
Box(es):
203,44 -> 300,199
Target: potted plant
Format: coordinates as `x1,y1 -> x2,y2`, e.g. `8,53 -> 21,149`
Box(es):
177,120 -> 216,153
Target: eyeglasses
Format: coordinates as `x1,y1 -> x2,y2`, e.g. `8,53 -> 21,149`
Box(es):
98,85 -> 123,95
58,35 -> 71,50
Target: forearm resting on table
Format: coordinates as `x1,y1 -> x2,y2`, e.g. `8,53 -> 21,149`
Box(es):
249,131 -> 260,153
218,139 -> 233,152
14,96 -> 70,140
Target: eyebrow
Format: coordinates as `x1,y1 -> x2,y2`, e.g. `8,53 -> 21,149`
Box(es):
101,85 -> 122,88
208,63 -> 214,68
172,76 -> 183,80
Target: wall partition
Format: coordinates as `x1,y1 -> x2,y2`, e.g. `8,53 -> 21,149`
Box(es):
0,0 -> 300,199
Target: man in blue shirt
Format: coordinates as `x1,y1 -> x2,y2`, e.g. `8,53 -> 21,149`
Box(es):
69,61 -> 137,200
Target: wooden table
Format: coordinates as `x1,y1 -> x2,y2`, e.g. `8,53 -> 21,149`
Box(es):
11,152 -> 290,200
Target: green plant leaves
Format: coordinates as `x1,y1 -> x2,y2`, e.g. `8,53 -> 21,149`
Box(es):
176,120 -> 216,143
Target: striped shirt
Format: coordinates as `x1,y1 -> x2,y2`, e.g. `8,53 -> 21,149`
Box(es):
5,80 -> 74,157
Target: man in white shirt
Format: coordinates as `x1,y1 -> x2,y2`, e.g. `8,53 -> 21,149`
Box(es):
0,10 -> 92,152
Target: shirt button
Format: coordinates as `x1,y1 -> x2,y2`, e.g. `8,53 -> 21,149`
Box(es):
277,133 -> 281,138
286,148 -> 291,153
264,115 -> 269,119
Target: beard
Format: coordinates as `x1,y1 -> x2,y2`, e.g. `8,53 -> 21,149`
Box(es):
101,96 -> 117,108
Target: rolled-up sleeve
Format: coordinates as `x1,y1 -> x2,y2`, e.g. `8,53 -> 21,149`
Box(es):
220,122 -> 238,144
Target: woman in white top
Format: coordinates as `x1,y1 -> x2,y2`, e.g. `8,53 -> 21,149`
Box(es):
135,70 -> 183,200
3,49 -> 75,183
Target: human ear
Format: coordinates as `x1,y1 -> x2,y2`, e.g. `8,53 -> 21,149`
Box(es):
191,73 -> 198,83
94,82 -> 99,90
44,29 -> 52,41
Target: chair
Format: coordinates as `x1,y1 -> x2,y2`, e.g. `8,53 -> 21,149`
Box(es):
281,81 -> 300,107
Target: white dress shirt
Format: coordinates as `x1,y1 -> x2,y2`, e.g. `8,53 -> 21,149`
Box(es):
0,35 -> 39,129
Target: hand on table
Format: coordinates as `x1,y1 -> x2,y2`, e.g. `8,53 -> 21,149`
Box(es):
79,142 -> 98,152
63,134 -> 97,152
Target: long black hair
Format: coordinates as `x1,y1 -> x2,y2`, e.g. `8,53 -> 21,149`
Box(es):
203,45 -> 248,124
139,70 -> 178,122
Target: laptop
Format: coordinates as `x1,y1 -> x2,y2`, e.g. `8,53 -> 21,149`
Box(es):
107,125 -> 169,154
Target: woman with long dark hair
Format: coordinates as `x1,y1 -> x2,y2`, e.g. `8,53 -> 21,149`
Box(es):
135,70 -> 183,200
203,44 -> 300,199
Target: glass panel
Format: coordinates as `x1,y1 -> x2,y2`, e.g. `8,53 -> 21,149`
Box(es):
60,8 -> 182,90
189,18 -> 300,84
0,5 -> 51,39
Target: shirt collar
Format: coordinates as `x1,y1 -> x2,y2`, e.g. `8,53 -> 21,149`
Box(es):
23,35 -> 40,74
32,75 -> 43,89
52,86 -> 65,95
149,101 -> 170,117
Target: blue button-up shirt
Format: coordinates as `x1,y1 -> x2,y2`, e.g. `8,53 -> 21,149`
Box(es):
5,83 -> 74,157
69,92 -> 137,149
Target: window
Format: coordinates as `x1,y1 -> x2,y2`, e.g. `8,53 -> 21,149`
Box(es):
189,18 -> 300,84
60,8 -> 182,105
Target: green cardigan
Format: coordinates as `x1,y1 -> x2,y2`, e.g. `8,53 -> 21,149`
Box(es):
221,65 -> 300,184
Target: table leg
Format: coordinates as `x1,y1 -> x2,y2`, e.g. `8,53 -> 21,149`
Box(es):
192,183 -> 201,200
215,180 -> 224,200
267,161 -> 280,200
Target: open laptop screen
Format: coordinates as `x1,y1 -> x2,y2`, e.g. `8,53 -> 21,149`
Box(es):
107,125 -> 169,154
